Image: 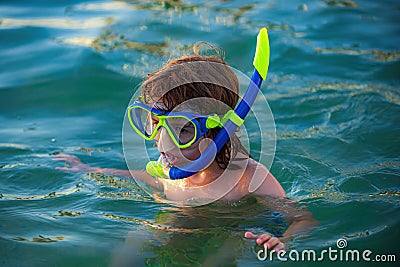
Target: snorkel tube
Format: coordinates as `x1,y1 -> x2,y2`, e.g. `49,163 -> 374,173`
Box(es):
147,28 -> 270,180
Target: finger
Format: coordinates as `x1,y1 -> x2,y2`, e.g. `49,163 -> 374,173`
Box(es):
55,167 -> 70,171
273,242 -> 285,252
52,155 -> 73,161
55,153 -> 74,158
52,153 -> 70,159
256,233 -> 273,245
244,232 -> 257,239
264,237 -> 280,249
53,155 -> 80,164
52,157 -> 68,161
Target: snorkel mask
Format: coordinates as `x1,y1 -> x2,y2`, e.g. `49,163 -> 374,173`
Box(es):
127,101 -> 237,149
126,28 -> 270,180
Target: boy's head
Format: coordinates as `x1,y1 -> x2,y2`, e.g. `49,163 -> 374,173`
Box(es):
141,44 -> 246,169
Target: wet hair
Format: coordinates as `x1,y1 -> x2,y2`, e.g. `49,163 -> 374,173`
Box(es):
141,43 -> 249,169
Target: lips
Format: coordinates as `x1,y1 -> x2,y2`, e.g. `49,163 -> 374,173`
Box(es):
161,152 -> 179,166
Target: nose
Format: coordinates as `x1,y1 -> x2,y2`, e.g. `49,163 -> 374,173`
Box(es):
156,127 -> 177,152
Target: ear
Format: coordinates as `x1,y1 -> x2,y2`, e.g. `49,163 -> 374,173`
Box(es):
198,137 -> 214,154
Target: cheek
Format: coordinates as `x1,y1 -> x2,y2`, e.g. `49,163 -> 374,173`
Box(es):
180,143 -> 201,161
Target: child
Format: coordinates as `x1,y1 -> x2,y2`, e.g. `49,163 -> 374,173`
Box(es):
54,44 -> 318,253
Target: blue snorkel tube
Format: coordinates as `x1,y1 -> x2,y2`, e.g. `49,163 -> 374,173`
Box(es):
148,28 -> 270,180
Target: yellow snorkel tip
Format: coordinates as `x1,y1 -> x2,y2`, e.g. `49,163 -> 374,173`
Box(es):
253,27 -> 270,80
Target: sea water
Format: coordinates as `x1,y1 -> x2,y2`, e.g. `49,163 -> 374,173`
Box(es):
0,0 -> 399,266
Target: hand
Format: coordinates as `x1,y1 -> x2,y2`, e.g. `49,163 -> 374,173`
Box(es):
244,231 -> 285,252
52,154 -> 96,173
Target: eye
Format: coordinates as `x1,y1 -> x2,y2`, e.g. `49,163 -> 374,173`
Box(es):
179,127 -> 189,134
178,122 -> 194,134
150,115 -> 159,126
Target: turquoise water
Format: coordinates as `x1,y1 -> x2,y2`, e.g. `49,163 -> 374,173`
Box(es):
1,0 -> 399,266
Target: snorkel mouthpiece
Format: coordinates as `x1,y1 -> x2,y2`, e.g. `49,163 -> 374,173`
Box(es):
146,28 -> 270,180
146,158 -> 170,179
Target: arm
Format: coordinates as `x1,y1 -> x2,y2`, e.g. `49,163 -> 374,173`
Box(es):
53,154 -> 164,191
245,170 -> 319,251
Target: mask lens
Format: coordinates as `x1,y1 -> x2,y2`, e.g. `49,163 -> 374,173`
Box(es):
130,107 -> 157,138
166,117 -> 196,146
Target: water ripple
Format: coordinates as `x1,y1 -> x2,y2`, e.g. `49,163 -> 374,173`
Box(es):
0,184 -> 82,201
0,17 -> 115,29
315,47 -> 400,62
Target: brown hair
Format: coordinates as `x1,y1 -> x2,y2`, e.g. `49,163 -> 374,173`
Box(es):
141,44 -> 249,169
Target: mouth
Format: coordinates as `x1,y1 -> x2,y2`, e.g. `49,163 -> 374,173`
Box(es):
161,152 -> 179,166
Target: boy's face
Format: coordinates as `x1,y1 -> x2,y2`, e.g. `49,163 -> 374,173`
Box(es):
154,116 -> 203,167
148,97 -> 225,168
151,103 -> 204,167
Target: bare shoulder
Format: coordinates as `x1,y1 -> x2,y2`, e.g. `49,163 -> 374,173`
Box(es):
222,157 -> 286,201
242,158 -> 286,198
